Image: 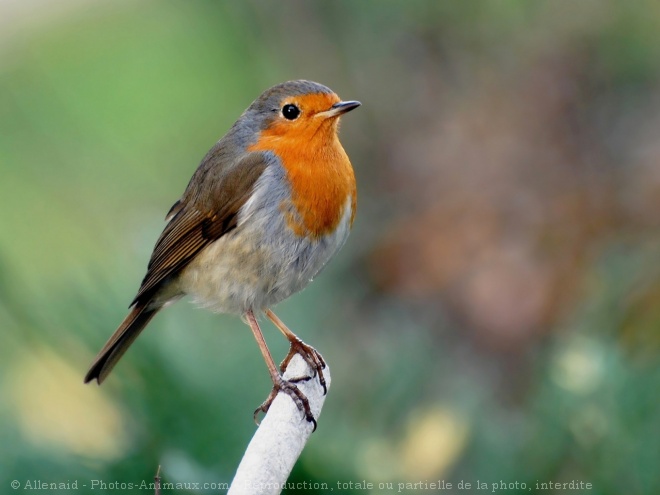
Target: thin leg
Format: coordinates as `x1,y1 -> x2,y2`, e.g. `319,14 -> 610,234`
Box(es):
245,310 -> 317,430
246,310 -> 280,381
265,309 -> 327,395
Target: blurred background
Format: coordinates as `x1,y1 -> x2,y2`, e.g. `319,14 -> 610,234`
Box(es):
1,1 -> 659,494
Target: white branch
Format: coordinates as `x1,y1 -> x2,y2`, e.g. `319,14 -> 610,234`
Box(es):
228,354 -> 331,495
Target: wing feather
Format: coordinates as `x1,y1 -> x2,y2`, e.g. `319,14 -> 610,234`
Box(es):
130,153 -> 268,305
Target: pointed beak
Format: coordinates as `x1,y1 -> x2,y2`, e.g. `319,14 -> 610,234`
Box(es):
318,100 -> 361,118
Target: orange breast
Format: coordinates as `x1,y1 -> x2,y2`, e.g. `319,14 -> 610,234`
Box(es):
249,117 -> 357,239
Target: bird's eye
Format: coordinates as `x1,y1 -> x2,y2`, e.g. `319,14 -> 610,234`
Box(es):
281,104 -> 301,120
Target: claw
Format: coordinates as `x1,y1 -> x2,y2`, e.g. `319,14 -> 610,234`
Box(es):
280,340 -> 327,395
253,375 -> 318,431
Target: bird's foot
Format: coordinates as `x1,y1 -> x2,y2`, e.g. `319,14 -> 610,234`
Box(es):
253,375 -> 317,431
280,339 -> 327,395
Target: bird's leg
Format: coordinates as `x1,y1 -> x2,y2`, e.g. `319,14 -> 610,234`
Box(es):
265,309 -> 327,395
245,310 -> 317,430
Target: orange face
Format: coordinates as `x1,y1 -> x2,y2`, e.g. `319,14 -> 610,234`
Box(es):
248,92 -> 357,238
257,93 -> 342,138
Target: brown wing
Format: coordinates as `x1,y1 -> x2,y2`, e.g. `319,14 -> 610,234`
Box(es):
131,153 -> 268,306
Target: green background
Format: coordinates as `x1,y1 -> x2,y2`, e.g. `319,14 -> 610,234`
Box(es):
1,1 -> 659,494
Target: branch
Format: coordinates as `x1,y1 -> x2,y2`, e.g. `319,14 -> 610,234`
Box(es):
228,354 -> 331,495
154,466 -> 161,495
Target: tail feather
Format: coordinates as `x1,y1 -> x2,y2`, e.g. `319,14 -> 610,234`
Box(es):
84,304 -> 160,384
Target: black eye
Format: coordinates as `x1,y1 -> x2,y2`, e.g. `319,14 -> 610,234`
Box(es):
282,104 -> 300,120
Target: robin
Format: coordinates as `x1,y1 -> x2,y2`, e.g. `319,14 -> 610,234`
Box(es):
84,80 -> 360,429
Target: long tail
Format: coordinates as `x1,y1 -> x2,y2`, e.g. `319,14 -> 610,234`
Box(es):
84,303 -> 160,384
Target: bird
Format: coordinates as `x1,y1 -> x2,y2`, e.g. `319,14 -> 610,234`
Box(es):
84,80 -> 360,429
